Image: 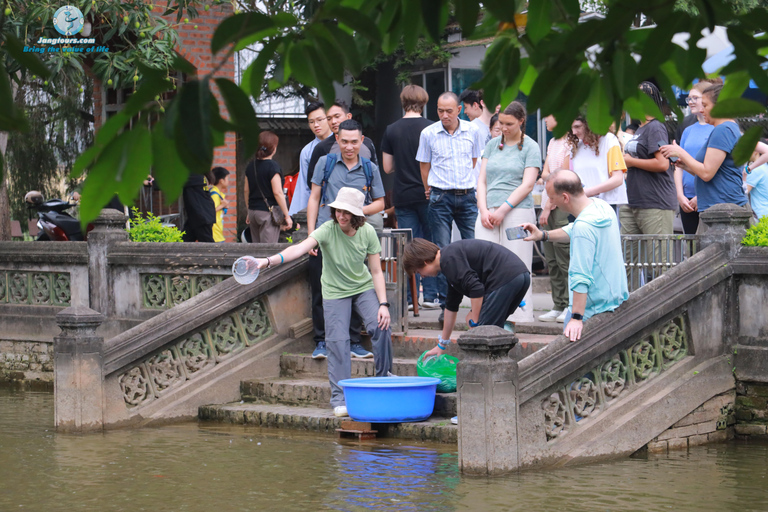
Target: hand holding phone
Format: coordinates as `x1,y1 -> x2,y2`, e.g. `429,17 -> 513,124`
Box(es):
658,140 -> 679,163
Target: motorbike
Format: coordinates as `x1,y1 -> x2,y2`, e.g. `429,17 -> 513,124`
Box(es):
24,191 -> 87,241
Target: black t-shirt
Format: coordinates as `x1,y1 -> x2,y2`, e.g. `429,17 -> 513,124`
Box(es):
381,117 -> 432,207
307,135 -> 379,189
624,119 -> 677,210
182,174 -> 216,227
441,240 -> 529,312
246,159 -> 283,211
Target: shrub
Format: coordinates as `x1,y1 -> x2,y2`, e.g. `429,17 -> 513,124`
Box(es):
742,216 -> 768,247
126,207 -> 184,242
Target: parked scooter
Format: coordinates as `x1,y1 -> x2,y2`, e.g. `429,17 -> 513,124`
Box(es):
24,191 -> 86,241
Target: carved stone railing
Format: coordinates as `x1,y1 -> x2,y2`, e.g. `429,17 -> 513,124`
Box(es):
54,254 -> 313,430
457,203 -> 761,474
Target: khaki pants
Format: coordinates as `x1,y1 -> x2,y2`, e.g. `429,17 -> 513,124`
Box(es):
542,207 -> 571,311
620,206 -> 674,288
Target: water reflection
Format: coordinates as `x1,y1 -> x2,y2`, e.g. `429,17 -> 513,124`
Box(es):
2,388 -> 768,512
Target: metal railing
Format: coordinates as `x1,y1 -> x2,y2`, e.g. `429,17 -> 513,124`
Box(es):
621,234 -> 701,292
379,228 -> 412,334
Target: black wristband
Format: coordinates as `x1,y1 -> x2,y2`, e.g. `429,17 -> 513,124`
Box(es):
542,231 -> 549,242
571,313 -> 584,321
379,302 -> 390,308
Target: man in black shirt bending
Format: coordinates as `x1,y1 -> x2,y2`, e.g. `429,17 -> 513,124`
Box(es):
403,238 -> 530,357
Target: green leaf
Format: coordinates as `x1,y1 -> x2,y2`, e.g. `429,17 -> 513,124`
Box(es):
419,0 -> 448,42
288,42 -> 316,87
3,34 -> 51,78
0,62 -> 27,133
612,49 -> 637,99
171,52 -> 198,76
586,76 -> 612,135
526,0 -> 551,44
719,71 -> 752,102
211,12 -> 275,55
733,126 -> 763,167
115,125 -> 153,206
453,0 -> 480,39
333,7 -> 382,45
518,63 -> 538,96
710,98 -> 767,119
79,132 -> 132,227
214,77 -> 261,157
305,45 -> 336,105
151,123 -> 189,203
175,79 -> 214,175
241,38 -> 281,99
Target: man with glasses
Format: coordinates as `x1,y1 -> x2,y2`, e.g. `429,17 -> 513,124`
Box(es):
290,101 -> 333,215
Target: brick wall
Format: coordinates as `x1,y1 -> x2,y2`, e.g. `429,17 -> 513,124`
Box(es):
734,381 -> 768,436
92,2 -> 239,241
0,340 -> 54,384
645,391 -> 735,454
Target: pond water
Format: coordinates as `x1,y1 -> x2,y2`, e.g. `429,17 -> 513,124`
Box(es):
2,387 -> 768,512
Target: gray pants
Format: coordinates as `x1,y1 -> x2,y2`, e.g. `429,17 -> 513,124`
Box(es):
323,288 -> 393,407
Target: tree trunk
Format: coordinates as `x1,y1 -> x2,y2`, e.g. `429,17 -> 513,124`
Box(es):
0,131 -> 11,241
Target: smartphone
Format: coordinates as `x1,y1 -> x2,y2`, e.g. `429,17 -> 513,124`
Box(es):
658,140 -> 678,163
505,226 -> 529,240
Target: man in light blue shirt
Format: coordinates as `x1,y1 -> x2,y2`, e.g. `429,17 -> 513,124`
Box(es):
522,170 -> 628,342
416,91 -> 484,309
289,101 -> 332,215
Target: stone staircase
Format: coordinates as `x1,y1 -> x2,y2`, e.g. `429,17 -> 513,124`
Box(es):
198,329 -> 558,443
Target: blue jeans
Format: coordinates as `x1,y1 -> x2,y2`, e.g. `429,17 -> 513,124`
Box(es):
396,203 -> 438,304
428,188 -> 477,304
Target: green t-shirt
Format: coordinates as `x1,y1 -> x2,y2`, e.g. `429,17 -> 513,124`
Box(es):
309,221 -> 382,299
482,134 -> 542,209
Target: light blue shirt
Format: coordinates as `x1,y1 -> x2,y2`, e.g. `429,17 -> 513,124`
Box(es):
416,119 -> 483,190
562,198 -> 629,321
310,155 -> 385,227
747,163 -> 768,219
289,136 -> 324,215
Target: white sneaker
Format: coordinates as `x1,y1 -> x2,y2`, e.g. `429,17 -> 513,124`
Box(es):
450,416 -> 458,425
538,309 -> 563,322
334,406 -> 348,417
556,310 -> 568,323
421,299 -> 441,309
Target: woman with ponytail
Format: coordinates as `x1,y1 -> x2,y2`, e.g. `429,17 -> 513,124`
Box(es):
476,101 -> 541,323
244,130 -> 293,243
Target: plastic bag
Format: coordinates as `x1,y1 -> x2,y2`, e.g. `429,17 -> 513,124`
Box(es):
417,351 -> 458,393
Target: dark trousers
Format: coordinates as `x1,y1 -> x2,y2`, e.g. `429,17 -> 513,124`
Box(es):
478,272 -> 531,328
308,247 -> 363,345
182,223 -> 214,243
680,209 -> 699,235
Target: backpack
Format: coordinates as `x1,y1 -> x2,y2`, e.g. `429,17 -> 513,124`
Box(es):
320,153 -> 374,207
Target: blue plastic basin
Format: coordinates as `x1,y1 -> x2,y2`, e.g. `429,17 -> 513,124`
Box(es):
338,376 -> 441,423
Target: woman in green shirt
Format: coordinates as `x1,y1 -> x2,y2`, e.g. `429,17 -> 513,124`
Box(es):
475,101 -> 541,323
254,187 -> 393,418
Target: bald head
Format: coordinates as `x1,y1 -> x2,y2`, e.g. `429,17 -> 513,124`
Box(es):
438,92 -> 460,106
547,170 -> 584,197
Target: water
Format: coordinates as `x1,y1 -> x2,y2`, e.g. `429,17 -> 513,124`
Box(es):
2,387 -> 768,512
232,256 -> 260,285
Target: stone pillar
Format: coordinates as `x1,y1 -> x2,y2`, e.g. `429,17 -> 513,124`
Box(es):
87,208 -> 128,316
54,306 -> 106,432
700,203 -> 752,259
457,325 -> 519,475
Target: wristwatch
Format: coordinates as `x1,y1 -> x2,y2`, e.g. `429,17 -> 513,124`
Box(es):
571,313 -> 584,321
379,302 -> 390,308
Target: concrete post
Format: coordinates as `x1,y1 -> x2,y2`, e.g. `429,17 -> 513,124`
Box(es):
87,208 -> 128,316
700,203 -> 752,259
54,306 -> 106,432
457,325 -> 519,475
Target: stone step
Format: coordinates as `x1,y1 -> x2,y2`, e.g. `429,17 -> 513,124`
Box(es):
198,402 -> 457,443
406,320 -> 563,336
280,355 -> 418,378
240,377 -> 457,417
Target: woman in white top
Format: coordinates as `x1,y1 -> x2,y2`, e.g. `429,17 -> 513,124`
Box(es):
566,115 -> 628,213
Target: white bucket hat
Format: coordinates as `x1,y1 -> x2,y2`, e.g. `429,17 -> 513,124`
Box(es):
328,187 -> 365,217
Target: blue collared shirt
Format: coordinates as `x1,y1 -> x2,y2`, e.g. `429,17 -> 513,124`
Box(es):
289,136 -> 323,215
416,119 -> 483,190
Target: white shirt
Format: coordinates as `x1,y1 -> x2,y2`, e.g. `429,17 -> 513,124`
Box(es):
289,136 -> 323,215
570,132 -> 628,205
416,119 -> 483,190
